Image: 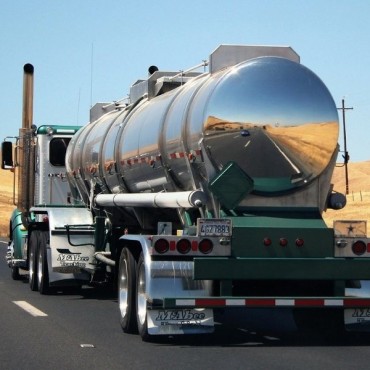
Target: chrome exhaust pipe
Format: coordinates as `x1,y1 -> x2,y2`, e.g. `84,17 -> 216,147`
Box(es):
22,63 -> 34,129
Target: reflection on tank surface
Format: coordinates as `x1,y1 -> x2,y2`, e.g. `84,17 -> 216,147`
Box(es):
203,57 -> 339,193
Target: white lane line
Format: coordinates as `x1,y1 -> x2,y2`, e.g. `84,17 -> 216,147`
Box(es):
13,301 -> 48,317
265,135 -> 300,173
244,140 -> 251,148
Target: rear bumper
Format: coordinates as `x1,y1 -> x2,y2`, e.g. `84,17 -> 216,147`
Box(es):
194,257 -> 370,280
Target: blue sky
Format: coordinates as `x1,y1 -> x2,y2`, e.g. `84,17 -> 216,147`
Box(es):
1,0 -> 369,162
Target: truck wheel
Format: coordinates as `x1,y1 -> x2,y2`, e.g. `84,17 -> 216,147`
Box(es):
136,252 -> 151,341
37,231 -> 50,295
28,231 -> 39,291
118,247 -> 138,333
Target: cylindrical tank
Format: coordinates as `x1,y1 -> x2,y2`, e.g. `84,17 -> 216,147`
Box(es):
66,55 -> 339,218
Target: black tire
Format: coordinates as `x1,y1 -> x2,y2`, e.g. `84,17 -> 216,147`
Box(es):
136,252 -> 151,341
37,231 -> 51,295
118,247 -> 138,333
28,231 -> 39,291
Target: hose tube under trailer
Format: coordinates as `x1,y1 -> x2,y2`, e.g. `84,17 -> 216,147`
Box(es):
94,190 -> 206,209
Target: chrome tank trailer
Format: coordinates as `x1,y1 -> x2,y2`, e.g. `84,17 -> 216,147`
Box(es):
66,45 -> 340,229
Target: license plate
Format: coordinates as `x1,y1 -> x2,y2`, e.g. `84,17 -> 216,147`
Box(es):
345,308 -> 370,325
197,219 -> 232,237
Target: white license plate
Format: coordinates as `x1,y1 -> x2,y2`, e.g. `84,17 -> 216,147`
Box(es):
345,308 -> 370,325
198,219 -> 232,237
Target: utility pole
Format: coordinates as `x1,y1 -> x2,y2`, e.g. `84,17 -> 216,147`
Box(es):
337,98 -> 353,195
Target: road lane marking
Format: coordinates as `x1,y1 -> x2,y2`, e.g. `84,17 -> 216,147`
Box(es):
13,301 -> 48,317
265,135 -> 300,173
244,140 -> 251,148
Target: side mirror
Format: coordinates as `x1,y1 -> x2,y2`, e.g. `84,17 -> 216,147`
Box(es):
1,141 -> 14,169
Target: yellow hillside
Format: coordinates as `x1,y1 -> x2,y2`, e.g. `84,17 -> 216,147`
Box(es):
323,161 -> 370,228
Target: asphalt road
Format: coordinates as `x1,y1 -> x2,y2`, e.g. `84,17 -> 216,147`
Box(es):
1,238 -> 370,370
206,129 -> 301,176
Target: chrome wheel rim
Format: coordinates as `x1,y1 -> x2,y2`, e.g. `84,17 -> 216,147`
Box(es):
29,249 -> 34,282
118,259 -> 128,318
37,247 -> 43,287
137,262 -> 146,326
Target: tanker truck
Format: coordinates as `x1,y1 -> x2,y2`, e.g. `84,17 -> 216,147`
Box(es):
3,45 -> 370,341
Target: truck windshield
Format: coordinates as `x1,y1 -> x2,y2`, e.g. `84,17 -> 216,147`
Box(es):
50,138 -> 71,166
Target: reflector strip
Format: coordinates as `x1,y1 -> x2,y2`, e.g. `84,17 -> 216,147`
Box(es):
245,298 -> 275,307
172,297 -> 370,308
228,299 -> 247,306
276,299 -> 295,306
176,299 -> 195,306
343,298 -> 370,307
169,240 -> 176,251
295,299 -> 324,307
120,150 -> 202,166
325,299 -> 343,306
196,298 -> 225,307
169,149 -> 201,160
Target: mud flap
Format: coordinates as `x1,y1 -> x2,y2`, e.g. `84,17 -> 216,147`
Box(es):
345,280 -> 370,332
345,309 -> 370,331
147,308 -> 214,335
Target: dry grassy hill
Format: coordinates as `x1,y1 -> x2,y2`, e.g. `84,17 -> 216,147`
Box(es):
0,169 -> 15,236
0,161 -> 369,236
324,161 -> 370,229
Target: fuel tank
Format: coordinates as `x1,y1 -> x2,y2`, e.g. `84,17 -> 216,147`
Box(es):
65,45 -> 339,216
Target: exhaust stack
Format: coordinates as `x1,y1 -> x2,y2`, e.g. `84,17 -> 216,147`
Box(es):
22,63 -> 34,129
17,63 -> 36,214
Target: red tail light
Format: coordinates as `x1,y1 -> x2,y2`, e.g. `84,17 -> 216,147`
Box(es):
199,239 -> 213,254
154,239 -> 169,254
176,239 -> 191,254
263,238 -> 272,246
280,238 -> 288,247
352,240 -> 366,256
295,238 -> 304,247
